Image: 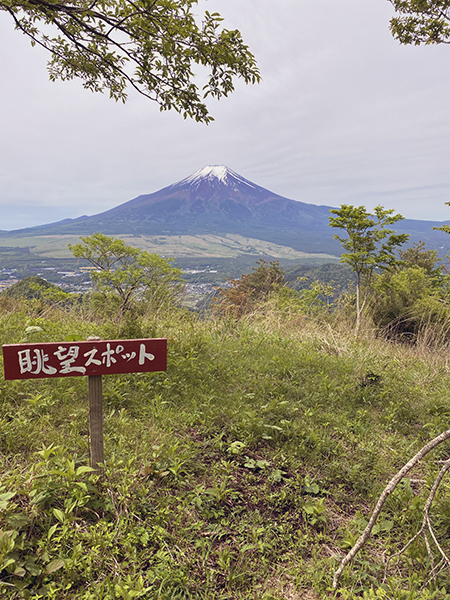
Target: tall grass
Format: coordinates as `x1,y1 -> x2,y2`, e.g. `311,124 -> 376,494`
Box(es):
1,299 -> 450,598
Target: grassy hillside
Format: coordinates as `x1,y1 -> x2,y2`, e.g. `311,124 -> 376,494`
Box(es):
2,277 -> 67,300
1,298 -> 450,598
0,233 -> 338,261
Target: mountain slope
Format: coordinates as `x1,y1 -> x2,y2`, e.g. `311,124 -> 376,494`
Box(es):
2,166 -> 450,257
1,166 -> 336,252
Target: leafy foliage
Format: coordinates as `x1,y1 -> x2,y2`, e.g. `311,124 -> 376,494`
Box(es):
69,233 -> 183,324
398,241 -> 441,275
213,259 -> 286,317
379,269 -> 450,340
389,0 -> 450,45
371,242 -> 450,341
0,299 -> 449,596
329,204 -> 409,333
285,262 -> 355,293
4,244 -> 450,596
266,279 -> 337,317
2,276 -> 71,303
1,0 -> 260,122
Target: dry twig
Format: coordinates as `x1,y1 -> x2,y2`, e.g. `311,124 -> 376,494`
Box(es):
332,429 -> 450,589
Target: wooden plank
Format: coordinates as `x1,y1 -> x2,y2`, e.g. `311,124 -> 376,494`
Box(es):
3,338 -> 167,380
88,375 -> 104,474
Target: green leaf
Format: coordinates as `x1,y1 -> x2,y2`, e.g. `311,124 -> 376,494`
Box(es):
263,424 -> 283,431
1,558 -> 16,570
268,469 -> 286,483
305,483 -> 320,495
75,465 -> 95,477
45,558 -> 65,574
47,524 -> 59,541
5,513 -> 31,530
24,558 -> 41,576
0,492 -> 15,510
30,490 -> 52,506
53,508 -> 65,523
65,334 -> 84,342
303,504 -> 316,515
372,520 -> 394,536
24,326 -> 43,335
227,441 -> 245,455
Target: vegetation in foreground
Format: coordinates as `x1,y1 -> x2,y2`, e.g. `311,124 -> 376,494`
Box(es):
3,229 -> 450,599
2,290 -> 450,599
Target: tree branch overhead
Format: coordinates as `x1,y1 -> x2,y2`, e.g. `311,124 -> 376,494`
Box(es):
1,0 -> 261,122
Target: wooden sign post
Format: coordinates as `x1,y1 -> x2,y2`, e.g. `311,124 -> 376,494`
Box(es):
2,338 -> 167,474
89,375 -> 104,473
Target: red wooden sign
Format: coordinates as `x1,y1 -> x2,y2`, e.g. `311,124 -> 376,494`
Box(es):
2,338 -> 167,380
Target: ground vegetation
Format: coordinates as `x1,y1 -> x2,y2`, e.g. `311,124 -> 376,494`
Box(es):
2,229 -> 450,597
1,236 -> 450,598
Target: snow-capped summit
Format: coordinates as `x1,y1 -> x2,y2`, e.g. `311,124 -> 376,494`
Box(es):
183,165 -> 229,184
10,165 -> 340,255
178,165 -> 255,191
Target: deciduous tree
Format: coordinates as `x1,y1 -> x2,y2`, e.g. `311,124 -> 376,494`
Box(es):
398,240 -> 441,275
1,0 -> 260,122
69,233 -> 183,321
371,241 -> 449,339
214,259 -> 286,318
329,204 -> 409,334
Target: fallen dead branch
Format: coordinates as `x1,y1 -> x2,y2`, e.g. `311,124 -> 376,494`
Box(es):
333,428 -> 450,589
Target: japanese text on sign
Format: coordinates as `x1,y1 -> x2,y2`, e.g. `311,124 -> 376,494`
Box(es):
2,338 -> 167,380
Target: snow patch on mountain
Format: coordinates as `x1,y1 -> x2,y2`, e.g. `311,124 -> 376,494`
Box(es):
196,166 -> 228,182
176,165 -> 256,190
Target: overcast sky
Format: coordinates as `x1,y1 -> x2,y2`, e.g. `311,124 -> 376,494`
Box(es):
0,0 -> 449,230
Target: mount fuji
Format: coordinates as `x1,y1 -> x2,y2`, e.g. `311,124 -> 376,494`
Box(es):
2,166 -> 340,254
3,165 -> 450,257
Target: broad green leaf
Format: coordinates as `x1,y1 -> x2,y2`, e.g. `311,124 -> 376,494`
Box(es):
45,558 -> 65,574
53,508 -> 65,523
5,513 -> 30,530
47,524 -> 59,541
24,558 -> 41,576
0,492 -> 15,510
75,466 -> 95,477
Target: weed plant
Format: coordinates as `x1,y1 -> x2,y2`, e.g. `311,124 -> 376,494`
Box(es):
1,299 -> 450,598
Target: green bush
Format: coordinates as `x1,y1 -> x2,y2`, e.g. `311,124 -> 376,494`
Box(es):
372,266 -> 450,342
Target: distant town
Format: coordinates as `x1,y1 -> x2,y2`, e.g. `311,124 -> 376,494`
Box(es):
0,265 -> 96,293
0,264 -> 222,307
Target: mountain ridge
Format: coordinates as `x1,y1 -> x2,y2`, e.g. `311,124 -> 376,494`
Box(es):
2,165 -> 450,257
